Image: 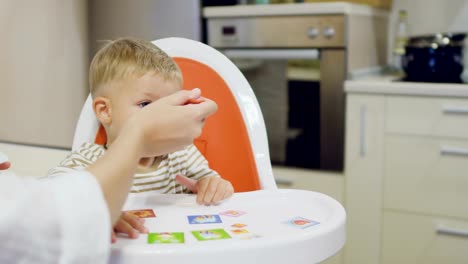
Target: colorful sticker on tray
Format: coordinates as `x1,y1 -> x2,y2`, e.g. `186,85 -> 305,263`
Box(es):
147,232 -> 185,244
231,229 -> 249,235
231,223 -> 247,228
187,214 -> 222,224
284,216 -> 320,229
192,229 -> 231,241
125,209 -> 156,218
219,210 -> 246,217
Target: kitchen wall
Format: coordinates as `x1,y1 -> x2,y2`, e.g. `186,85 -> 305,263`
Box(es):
0,0 -> 88,149
0,0 -> 199,149
88,0 -> 201,55
390,0 -> 468,36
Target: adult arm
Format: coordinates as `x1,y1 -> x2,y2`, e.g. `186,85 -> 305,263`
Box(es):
0,89 -> 217,263
88,88 -> 217,223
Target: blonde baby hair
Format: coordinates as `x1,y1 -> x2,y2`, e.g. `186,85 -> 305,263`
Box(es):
89,38 -> 182,96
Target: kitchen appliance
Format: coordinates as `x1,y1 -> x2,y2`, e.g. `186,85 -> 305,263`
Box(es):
204,3 -> 388,171
403,33 -> 467,83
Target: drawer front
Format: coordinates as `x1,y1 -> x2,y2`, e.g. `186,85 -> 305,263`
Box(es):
273,166 -> 344,204
384,135 -> 468,219
386,96 -> 468,139
382,211 -> 468,264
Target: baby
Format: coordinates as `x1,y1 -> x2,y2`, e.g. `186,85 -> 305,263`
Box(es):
48,38 -> 233,241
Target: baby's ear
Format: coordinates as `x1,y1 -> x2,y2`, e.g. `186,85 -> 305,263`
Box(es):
93,96 -> 112,125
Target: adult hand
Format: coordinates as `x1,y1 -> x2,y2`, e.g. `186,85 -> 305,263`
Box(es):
125,88 -> 218,158
88,88 -> 217,224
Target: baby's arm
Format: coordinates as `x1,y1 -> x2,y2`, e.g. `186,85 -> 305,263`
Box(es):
46,143 -> 101,177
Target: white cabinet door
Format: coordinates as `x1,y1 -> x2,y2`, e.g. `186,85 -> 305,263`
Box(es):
386,96 -> 468,139
385,135 -> 468,219
273,166 -> 344,203
344,94 -> 385,264
382,211 -> 468,264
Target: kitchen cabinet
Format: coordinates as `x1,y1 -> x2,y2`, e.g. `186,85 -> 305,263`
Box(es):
343,94 -> 385,264
344,79 -> 468,264
382,211 -> 468,264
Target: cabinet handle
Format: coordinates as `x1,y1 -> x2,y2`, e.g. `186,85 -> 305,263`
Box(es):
440,146 -> 468,157
359,105 -> 367,157
442,105 -> 468,115
436,224 -> 468,238
275,178 -> 293,186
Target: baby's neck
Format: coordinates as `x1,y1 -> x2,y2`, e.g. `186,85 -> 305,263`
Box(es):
137,156 -> 162,173
139,157 -> 156,168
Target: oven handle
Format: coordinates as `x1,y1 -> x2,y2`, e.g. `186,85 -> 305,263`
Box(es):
222,49 -> 320,60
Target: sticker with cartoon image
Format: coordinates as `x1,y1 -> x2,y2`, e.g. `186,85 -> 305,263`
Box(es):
192,229 -> 231,241
125,209 -> 156,218
284,216 -> 320,229
147,232 -> 185,244
187,214 -> 222,224
231,223 -> 247,228
219,210 -> 246,217
230,229 -> 249,235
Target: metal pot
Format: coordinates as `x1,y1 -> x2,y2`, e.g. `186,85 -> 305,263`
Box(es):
402,33 -> 466,83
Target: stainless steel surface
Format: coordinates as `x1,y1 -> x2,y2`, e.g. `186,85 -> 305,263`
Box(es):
222,49 -> 319,60
323,27 -> 336,39
320,50 -> 346,170
207,14 -> 348,171
307,27 -> 319,39
208,15 -> 345,48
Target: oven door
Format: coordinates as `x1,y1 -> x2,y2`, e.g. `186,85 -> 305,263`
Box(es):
222,48 -> 323,169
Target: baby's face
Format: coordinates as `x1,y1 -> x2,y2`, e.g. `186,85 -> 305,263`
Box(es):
107,73 -> 181,142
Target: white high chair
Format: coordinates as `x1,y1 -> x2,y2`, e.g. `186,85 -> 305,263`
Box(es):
73,38 -> 346,264
73,37 -> 276,192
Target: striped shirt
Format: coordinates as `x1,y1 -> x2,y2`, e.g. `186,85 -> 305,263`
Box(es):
47,142 -> 219,194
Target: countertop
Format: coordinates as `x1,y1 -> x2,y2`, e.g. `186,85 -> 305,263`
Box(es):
345,74 -> 468,98
203,2 -> 388,18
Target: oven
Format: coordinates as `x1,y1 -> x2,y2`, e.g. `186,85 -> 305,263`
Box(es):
204,5 -> 388,172
207,15 -> 345,172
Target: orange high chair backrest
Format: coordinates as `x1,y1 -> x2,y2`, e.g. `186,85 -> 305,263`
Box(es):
72,38 -> 276,192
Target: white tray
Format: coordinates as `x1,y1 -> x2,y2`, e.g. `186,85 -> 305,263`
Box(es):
110,189 -> 346,264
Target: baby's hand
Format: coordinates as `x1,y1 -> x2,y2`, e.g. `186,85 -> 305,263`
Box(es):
112,212 -> 148,243
175,174 -> 234,205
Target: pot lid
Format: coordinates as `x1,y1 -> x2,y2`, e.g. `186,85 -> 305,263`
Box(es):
406,32 -> 466,48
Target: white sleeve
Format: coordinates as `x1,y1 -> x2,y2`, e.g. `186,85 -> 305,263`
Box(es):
0,170 -> 111,264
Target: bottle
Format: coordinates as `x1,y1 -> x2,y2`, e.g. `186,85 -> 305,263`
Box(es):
392,10 -> 409,72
